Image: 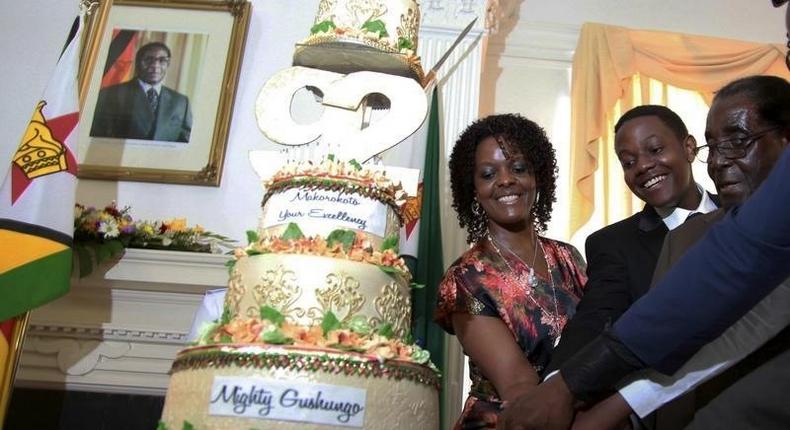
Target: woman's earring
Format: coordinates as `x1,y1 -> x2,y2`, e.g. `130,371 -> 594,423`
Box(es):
472,199 -> 483,217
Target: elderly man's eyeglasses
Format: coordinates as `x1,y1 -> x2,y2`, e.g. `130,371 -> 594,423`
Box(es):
141,56 -> 170,66
695,127 -> 781,163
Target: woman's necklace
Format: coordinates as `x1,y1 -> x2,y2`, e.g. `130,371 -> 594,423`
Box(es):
487,233 -> 564,339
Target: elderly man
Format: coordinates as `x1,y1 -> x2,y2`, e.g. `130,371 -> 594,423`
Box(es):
90,41 -> 192,142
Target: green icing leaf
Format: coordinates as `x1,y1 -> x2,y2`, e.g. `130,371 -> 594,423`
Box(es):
182,420 -> 195,430
378,265 -> 402,277
326,229 -> 356,252
260,306 -> 285,326
361,19 -> 388,37
380,235 -> 399,252
261,328 -> 293,345
221,306 -> 232,325
220,334 -> 233,343
280,223 -> 305,241
410,282 -> 425,289
156,421 -> 168,430
410,348 -> 430,364
329,343 -> 367,353
246,230 -> 259,245
321,311 -> 342,336
348,159 -> 362,171
246,249 -> 263,257
376,323 -> 393,339
225,259 -> 237,273
327,154 -> 336,162
397,37 -> 414,51
311,20 -> 336,35
346,315 -> 371,335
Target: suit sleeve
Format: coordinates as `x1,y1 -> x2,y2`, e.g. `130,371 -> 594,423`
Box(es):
614,148 -> 790,374
545,233 -> 632,373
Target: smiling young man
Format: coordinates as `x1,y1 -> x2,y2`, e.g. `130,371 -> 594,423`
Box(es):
543,105 -> 718,427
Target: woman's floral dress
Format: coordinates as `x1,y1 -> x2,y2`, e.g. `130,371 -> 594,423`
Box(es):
435,237 -> 587,429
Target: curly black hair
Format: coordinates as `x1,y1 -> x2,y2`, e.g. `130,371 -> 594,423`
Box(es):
449,113 -> 558,244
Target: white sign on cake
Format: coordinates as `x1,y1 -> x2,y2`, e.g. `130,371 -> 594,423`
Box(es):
209,376 -> 367,427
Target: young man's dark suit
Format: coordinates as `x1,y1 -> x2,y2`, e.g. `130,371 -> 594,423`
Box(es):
90,80 -> 192,143
547,204 -> 677,374
648,209 -> 790,429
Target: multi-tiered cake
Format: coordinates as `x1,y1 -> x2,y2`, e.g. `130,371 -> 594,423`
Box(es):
158,159 -> 439,430
293,0 -> 424,82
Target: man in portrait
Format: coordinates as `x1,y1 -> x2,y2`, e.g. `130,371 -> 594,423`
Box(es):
90,41 -> 192,143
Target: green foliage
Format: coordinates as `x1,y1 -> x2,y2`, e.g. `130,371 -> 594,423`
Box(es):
182,420 -> 195,430
361,19 -> 388,37
326,229 -> 356,252
321,311 -> 341,336
280,223 -> 305,241
310,20 -> 336,35
260,306 -> 285,326
74,239 -> 126,278
156,422 -> 168,430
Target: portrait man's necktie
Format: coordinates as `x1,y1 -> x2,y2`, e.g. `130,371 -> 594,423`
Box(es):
147,88 -> 159,113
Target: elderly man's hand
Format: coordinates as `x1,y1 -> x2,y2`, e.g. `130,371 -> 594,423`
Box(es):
497,373 -> 576,430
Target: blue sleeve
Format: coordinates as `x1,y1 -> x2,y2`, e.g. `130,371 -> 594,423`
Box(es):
613,148 -> 790,374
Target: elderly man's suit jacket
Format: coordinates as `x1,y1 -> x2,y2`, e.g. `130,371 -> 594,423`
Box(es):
90,80 -> 192,143
650,209 -> 790,430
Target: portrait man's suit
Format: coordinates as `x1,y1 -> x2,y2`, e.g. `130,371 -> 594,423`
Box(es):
90,80 -> 192,142
649,209 -> 790,430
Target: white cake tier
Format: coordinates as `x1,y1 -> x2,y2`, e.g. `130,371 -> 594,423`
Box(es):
226,254 -> 412,340
307,0 -> 420,55
159,345 -> 440,430
259,187 -> 401,247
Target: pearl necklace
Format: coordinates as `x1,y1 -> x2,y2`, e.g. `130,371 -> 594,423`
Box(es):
487,233 -> 564,339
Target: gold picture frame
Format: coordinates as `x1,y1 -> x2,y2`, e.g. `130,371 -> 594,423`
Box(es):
77,0 -> 251,186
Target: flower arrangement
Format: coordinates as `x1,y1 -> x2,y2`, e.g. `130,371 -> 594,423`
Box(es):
74,202 -> 234,277
196,306 -> 432,366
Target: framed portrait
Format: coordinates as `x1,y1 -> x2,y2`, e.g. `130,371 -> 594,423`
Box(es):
77,0 -> 251,186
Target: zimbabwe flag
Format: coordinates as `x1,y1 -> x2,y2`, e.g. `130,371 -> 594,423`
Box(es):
0,15 -> 83,322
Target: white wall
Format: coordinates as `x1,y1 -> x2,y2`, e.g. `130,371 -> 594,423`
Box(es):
481,0 -> 786,247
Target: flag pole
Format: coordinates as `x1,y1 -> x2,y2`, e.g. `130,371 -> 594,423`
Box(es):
0,312 -> 31,426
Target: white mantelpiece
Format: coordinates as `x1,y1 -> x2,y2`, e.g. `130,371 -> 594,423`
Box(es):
15,249 -> 230,396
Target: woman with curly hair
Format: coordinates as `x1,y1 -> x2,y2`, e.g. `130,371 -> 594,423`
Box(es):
434,113 -> 587,429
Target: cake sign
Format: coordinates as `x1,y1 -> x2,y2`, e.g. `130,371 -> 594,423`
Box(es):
208,376 -> 367,427
262,188 -> 388,236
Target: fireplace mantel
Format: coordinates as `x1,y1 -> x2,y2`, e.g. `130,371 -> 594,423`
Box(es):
15,249 -> 230,396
